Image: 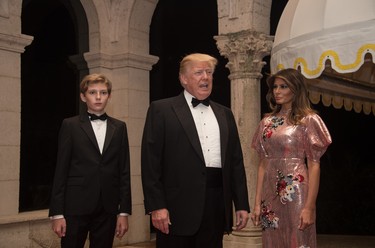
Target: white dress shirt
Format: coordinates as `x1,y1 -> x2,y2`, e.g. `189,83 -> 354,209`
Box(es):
90,119 -> 107,154
184,90 -> 222,168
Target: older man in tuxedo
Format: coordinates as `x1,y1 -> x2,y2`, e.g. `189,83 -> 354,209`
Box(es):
141,53 -> 250,248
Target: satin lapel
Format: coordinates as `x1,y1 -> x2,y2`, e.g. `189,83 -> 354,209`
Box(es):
80,114 -> 101,153
210,102 -> 228,168
102,118 -> 115,154
173,94 -> 205,163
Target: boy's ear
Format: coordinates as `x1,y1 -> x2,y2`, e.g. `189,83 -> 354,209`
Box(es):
80,92 -> 86,102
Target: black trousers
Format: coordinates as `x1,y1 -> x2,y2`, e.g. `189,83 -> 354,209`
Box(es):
61,200 -> 117,248
156,167 -> 225,248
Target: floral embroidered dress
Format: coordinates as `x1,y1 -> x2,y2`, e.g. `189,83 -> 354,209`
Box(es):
251,114 -> 332,248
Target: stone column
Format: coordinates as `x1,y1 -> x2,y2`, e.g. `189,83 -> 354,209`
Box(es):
215,30 -> 273,248
0,33 -> 33,217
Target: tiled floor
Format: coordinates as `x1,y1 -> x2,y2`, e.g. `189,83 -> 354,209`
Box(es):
121,235 -> 375,248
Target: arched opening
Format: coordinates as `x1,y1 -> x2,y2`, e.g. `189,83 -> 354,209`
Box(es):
149,0 -> 230,107
20,0 -> 88,211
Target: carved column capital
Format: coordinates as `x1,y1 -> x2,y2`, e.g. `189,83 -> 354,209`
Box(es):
214,30 -> 273,79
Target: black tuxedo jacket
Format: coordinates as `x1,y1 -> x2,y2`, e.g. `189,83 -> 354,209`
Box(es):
49,113 -> 131,217
141,92 -> 249,235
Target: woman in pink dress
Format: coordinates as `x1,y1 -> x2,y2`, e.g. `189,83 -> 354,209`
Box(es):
250,68 -> 332,248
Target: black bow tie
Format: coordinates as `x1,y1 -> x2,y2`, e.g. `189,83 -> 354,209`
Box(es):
88,112 -> 108,121
192,97 -> 210,107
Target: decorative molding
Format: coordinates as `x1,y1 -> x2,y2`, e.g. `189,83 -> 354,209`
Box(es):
0,33 -> 33,53
83,52 -> 159,70
214,30 -> 273,78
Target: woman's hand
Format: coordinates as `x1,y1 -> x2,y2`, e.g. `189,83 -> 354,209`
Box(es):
299,207 -> 316,230
250,205 -> 261,227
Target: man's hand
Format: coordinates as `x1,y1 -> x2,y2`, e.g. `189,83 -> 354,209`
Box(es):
52,218 -> 66,238
235,210 -> 249,230
116,216 -> 129,239
151,208 -> 171,234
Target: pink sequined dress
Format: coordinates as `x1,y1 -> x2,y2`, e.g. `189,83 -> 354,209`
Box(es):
251,114 -> 332,248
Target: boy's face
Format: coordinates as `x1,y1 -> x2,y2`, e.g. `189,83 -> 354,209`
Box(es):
80,83 -> 110,115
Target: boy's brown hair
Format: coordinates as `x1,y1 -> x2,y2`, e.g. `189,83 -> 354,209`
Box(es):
80,73 -> 112,95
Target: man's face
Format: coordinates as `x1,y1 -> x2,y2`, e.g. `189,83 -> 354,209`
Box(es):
80,83 -> 110,115
180,61 -> 213,100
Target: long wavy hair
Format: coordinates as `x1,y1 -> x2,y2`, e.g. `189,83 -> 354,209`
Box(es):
265,68 -> 316,125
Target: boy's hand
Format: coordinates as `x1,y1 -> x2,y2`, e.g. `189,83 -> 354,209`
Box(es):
116,216 -> 129,239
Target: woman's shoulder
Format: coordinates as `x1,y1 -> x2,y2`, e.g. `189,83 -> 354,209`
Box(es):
301,113 -> 330,134
302,112 -> 324,123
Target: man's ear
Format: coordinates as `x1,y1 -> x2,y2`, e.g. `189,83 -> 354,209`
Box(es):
179,74 -> 187,86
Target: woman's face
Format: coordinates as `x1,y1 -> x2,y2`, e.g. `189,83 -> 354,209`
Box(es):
273,78 -> 294,109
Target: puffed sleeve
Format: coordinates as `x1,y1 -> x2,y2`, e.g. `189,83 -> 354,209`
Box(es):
251,118 -> 267,160
303,114 -> 332,162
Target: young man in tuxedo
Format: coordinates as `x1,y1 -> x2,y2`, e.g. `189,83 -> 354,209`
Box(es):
49,73 -> 131,248
141,53 -> 250,248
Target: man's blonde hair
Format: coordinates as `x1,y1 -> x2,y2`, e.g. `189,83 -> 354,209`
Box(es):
179,53 -> 218,74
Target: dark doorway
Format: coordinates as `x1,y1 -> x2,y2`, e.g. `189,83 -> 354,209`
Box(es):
20,0 -> 88,211
149,0 -> 230,107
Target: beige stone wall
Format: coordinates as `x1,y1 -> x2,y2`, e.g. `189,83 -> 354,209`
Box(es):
0,0 -> 30,218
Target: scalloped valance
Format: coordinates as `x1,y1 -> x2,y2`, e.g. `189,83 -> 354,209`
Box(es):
271,21 -> 375,79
